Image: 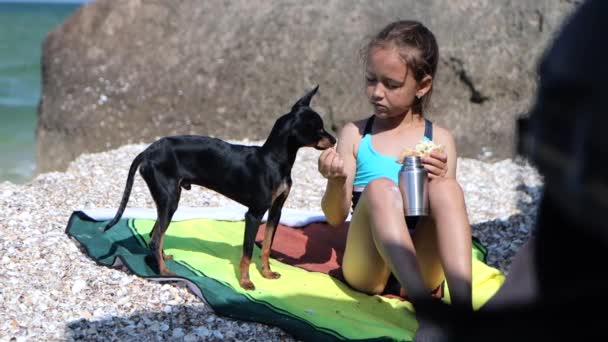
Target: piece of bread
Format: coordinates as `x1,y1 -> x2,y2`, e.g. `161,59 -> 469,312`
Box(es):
397,140 -> 444,163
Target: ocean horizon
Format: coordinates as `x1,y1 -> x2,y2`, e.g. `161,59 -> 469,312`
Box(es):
0,1 -> 85,184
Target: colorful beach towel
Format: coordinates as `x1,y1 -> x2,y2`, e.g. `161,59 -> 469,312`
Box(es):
65,207 -> 504,342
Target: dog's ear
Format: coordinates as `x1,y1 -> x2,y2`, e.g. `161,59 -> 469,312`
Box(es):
292,85 -> 319,110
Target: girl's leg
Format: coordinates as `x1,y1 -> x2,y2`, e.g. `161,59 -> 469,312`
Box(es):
342,177 -> 429,299
342,178 -> 452,341
427,177 -> 473,309
341,188 -> 391,294
411,217 -> 444,291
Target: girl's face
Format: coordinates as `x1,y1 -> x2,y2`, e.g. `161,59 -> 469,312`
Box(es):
365,46 -> 429,119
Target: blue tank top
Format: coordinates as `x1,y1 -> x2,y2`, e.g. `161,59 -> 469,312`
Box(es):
352,116 -> 433,210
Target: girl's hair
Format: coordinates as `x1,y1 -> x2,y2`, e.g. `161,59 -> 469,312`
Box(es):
361,20 -> 439,112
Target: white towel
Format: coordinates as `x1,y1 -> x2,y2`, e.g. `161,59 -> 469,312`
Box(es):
80,204 -> 350,227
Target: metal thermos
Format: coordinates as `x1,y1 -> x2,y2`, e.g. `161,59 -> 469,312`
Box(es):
398,156 -> 429,216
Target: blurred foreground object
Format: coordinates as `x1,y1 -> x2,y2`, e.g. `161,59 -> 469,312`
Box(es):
420,0 -> 608,340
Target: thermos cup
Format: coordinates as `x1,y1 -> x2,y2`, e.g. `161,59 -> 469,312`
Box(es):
398,156 -> 429,216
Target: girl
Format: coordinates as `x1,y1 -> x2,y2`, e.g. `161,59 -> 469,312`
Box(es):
318,20 -> 472,340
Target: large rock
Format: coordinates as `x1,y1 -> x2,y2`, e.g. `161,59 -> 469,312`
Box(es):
37,0 -> 577,173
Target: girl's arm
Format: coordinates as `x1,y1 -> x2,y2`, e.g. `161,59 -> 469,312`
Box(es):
319,122 -> 359,227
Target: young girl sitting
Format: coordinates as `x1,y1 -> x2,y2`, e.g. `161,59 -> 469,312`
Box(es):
318,20 -> 472,340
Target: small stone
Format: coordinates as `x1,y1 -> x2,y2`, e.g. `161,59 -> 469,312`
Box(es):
71,279 -> 87,294
81,311 -> 92,320
195,326 -> 210,337
172,327 -> 185,339
184,333 -> 198,342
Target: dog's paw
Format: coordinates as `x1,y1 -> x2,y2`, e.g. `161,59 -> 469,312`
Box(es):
262,270 -> 281,279
240,279 -> 256,291
159,268 -> 176,276
162,252 -> 173,260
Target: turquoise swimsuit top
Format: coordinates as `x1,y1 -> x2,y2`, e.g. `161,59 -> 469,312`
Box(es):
353,116 -> 434,189
351,116 -> 433,211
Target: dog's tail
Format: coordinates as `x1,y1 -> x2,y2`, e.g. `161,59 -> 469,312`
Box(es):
103,152 -> 145,232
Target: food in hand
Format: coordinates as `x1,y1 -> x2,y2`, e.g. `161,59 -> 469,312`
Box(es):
397,140 -> 444,163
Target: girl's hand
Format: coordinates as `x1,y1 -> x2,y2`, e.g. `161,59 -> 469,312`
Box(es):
318,147 -> 347,181
421,151 -> 448,179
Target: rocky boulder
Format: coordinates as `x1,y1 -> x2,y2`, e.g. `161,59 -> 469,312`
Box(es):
37,0 -> 578,173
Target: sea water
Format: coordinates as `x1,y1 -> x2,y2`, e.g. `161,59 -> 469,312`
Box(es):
0,1 -> 82,184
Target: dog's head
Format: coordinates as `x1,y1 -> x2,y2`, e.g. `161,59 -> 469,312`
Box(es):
286,85 -> 336,150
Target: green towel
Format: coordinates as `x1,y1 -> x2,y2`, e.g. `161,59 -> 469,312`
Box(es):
66,211 -> 504,342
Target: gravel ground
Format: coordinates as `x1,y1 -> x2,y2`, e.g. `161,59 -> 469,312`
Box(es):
0,141 -> 543,341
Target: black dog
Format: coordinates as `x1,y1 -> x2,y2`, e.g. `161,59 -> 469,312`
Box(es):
104,86 -> 336,290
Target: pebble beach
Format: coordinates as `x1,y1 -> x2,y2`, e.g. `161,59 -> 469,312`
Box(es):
0,141 -> 543,341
